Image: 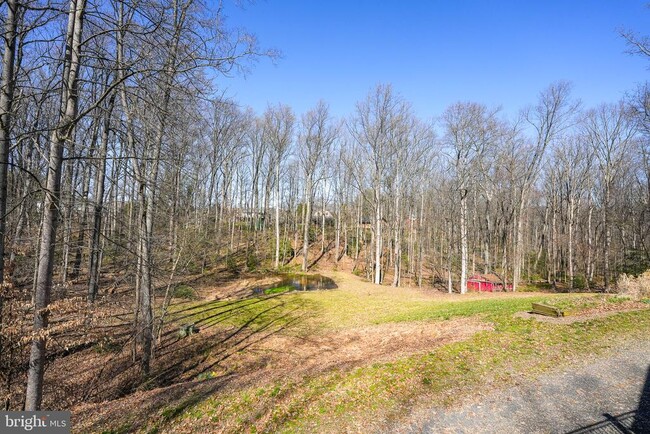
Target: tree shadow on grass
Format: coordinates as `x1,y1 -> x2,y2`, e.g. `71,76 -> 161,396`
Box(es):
566,366 -> 650,433
70,292 -> 318,433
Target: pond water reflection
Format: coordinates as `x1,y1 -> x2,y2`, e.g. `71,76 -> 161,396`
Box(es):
253,274 -> 337,295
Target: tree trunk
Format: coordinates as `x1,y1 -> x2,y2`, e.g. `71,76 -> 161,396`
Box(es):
604,181 -> 611,291
392,177 -> 401,287
567,196 -> 575,290
71,120 -> 100,279
168,166 -> 181,263
322,194 -> 328,254
0,0 -> 19,377
302,181 -> 312,271
459,190 -> 468,294
374,193 -> 382,285
418,191 -> 424,287
88,94 -> 115,303
274,163 -> 281,269
586,201 -> 594,286
447,219 -> 453,293
355,197 -> 361,260
335,201 -> 341,262
25,0 -> 86,410
513,194 -> 526,292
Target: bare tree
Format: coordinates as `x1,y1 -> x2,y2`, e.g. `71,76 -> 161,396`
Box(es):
87,92 -> 115,302
0,0 -> 22,384
389,116 -> 433,287
25,0 -> 86,410
583,102 -> 638,291
263,104 -> 295,269
442,102 -> 501,293
209,99 -> 246,240
348,84 -> 408,284
299,101 -> 337,271
620,27 -> 650,58
551,136 -> 592,289
514,82 -> 577,291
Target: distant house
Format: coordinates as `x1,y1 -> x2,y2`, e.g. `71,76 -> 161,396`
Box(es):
467,274 -> 510,292
238,209 -> 266,222
312,209 -> 335,223
359,217 -> 372,227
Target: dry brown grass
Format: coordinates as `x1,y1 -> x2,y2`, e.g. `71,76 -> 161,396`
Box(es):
618,271 -> 650,300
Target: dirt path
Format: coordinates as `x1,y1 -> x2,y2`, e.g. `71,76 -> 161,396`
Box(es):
401,339 -> 650,433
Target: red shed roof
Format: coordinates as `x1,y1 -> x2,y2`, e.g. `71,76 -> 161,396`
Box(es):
468,273 -> 504,284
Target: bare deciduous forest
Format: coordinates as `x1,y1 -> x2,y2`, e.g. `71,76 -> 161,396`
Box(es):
1,1 -> 650,432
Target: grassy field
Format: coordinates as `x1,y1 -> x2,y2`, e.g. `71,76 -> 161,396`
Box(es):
90,271 -> 650,433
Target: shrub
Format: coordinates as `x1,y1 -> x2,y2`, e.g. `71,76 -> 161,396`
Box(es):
572,274 -> 587,290
269,237 -> 294,261
618,249 -> 650,277
173,284 -> 196,299
226,254 -> 239,273
617,271 -> 650,300
308,226 -> 318,243
246,253 -> 260,271
345,236 -> 360,257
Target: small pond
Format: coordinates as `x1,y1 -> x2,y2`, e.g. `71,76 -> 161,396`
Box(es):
254,274 -> 337,295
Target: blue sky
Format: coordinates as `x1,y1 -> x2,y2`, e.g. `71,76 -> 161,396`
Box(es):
220,1 -> 650,120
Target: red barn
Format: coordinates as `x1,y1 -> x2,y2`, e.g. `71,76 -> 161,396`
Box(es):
467,274 -> 508,292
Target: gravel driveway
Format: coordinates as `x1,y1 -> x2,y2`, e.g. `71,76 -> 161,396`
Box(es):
402,340 -> 650,433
